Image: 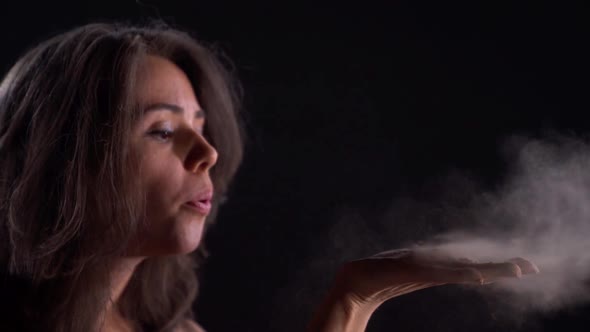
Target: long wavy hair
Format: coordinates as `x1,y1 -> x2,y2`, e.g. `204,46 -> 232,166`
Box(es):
0,22 -> 244,331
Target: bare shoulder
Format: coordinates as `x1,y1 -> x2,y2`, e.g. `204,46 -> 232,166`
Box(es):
173,319 -> 206,332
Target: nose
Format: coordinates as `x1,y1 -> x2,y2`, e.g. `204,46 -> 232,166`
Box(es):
185,131 -> 218,174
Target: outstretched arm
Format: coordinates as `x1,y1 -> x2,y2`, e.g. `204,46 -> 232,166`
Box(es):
307,248 -> 539,332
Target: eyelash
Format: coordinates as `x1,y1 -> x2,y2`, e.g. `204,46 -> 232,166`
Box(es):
149,129 -> 174,142
148,128 -> 207,143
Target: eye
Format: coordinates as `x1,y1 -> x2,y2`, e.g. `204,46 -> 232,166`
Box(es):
148,129 -> 174,142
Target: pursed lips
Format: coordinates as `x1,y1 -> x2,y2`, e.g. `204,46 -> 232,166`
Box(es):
184,189 -> 213,215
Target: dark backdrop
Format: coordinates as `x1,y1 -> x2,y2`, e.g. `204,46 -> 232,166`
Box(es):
1,1 -> 589,331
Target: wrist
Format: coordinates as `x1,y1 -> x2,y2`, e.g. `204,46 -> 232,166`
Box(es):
307,274 -> 379,332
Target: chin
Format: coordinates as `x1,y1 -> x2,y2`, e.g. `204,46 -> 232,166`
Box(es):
170,235 -> 203,255
165,221 -> 204,255
128,217 -> 205,257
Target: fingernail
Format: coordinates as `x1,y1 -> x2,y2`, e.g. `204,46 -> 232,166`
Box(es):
513,265 -> 523,278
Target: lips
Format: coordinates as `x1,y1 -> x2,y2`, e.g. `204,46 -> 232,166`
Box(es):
184,189 -> 213,215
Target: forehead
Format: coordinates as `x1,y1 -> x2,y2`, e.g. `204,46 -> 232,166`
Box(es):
135,55 -> 201,108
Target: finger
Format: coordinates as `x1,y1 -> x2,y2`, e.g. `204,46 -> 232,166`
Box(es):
474,262 -> 522,284
370,249 -> 412,260
456,257 -> 479,264
410,248 -> 481,266
435,256 -> 480,268
417,266 -> 485,285
508,257 -> 540,275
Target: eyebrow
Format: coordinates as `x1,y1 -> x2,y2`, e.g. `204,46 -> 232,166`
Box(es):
143,103 -> 205,119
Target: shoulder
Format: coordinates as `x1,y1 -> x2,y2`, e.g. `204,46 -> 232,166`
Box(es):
174,319 -> 206,332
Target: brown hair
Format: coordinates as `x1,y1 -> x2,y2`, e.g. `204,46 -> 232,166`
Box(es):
0,21 -> 244,331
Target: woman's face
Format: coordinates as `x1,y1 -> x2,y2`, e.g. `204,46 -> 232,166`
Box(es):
128,55 -> 218,256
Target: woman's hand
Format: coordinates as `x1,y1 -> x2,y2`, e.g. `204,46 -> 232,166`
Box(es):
334,248 -> 539,310
308,248 -> 539,332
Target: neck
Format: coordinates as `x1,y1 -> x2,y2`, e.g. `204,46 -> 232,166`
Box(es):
109,257 -> 145,305
101,257 -> 145,332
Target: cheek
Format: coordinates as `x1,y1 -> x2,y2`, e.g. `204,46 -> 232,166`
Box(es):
132,159 -> 205,255
143,168 -> 182,219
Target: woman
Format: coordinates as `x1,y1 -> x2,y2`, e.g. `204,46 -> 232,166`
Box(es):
0,22 -> 537,332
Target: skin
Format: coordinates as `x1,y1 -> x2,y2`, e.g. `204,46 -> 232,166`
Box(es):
307,249 -> 539,331
100,55 -> 539,332
102,55 -> 215,332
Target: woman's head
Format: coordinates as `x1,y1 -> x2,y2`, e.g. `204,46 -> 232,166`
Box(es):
0,21 -> 244,331
130,54 -> 218,256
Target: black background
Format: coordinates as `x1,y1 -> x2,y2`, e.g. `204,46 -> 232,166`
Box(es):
1,1 -> 589,331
